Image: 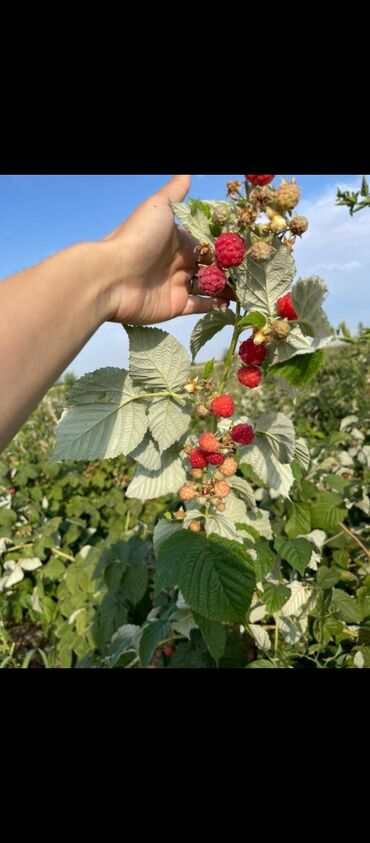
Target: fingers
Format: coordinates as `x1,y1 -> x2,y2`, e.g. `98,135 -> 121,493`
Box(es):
181,295 -> 227,317
158,175 -> 192,203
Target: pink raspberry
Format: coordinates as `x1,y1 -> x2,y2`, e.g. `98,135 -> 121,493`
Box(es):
188,448 -> 208,469
210,394 -> 235,418
198,265 -> 227,296
199,432 -> 219,453
231,424 -> 255,446
276,292 -> 298,321
245,175 -> 275,186
215,233 -> 245,268
237,366 -> 262,389
213,480 -> 231,498
206,452 -> 225,466
239,337 -> 267,366
179,483 -> 197,501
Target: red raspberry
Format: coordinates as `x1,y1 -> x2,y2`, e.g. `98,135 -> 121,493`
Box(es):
206,452 -> 225,466
245,175 -> 275,186
276,292 -> 298,321
199,432 -> 219,453
237,366 -> 262,389
189,448 -> 208,469
198,265 -> 227,296
215,233 -> 245,268
210,394 -> 235,418
231,424 -> 255,446
239,337 -> 267,366
162,645 -> 174,657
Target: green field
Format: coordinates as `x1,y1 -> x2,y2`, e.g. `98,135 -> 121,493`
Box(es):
1,342 -> 370,669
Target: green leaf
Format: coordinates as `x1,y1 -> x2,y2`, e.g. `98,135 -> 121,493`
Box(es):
171,608 -> 198,640
262,582 -> 291,614
255,412 -> 295,463
331,589 -> 363,623
156,532 -> 256,623
171,202 -> 191,227
270,350 -> 325,387
254,539 -> 276,581
270,277 -> 331,364
126,451 -> 186,502
129,435 -> 162,470
148,396 -> 192,452
274,536 -> 312,575
237,312 -> 266,330
153,519 -> 181,556
52,369 -> 148,461
361,176 -> 369,198
240,442 -> 294,498
236,240 -> 295,315
310,492 -> 347,530
126,326 -> 190,391
316,566 -> 341,589
285,503 -> 312,539
227,475 -> 256,509
122,562 -> 148,606
189,198 -> 212,218
245,659 -> 276,668
203,359 -> 215,379
190,309 -> 235,361
193,612 -> 226,664
139,615 -> 173,667
294,438 -> 311,472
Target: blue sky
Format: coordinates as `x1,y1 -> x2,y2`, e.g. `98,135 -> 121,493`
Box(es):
1,174 -> 369,377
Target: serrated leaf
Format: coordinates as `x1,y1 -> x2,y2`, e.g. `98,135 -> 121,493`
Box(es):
274,536 -> 312,575
205,492 -> 249,543
262,582 -> 291,614
310,492 -> 347,530
236,240 -> 295,315
149,397 -> 192,452
203,359 -> 215,378
122,562 -> 148,606
227,475 -> 256,509
129,434 -> 162,470
182,206 -> 214,245
270,277 -> 332,364
239,509 -> 273,541
190,309 -> 235,360
53,369 -> 148,461
245,659 -> 275,668
331,589 -> 362,624
156,532 -> 256,623
254,539 -> 276,581
171,202 -> 191,226
294,438 -> 310,471
126,326 -> 190,390
316,566 -> 341,589
270,350 -> 325,387
285,502 -> 312,538
240,443 -> 294,498
153,519 -> 181,556
171,608 -> 198,640
126,452 -> 186,502
255,412 -> 295,463
193,613 -> 226,664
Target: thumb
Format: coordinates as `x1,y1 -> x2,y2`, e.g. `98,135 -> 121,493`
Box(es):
158,174 -> 192,203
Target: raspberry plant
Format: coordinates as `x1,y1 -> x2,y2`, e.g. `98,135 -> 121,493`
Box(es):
51,175 -> 334,665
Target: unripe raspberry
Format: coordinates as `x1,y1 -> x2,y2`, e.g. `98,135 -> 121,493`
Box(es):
174,508 -> 185,521
188,520 -> 201,533
237,366 -> 262,389
289,215 -> 308,236
270,214 -> 288,233
213,471 -> 224,481
276,179 -> 301,211
198,265 -> 227,296
216,502 -> 226,512
189,448 -> 208,469
196,403 -> 210,418
192,468 -> 204,479
206,452 -> 225,466
215,233 -> 245,268
184,378 -> 199,394
249,241 -> 273,262
276,292 -> 298,321
212,204 -> 232,227
198,432 -> 219,453
220,457 -> 238,477
245,175 -> 275,186
179,483 -> 197,502
239,337 -> 267,366
231,424 -> 255,446
213,480 -> 231,498
265,205 -> 280,221
184,445 -> 193,456
210,394 -> 235,418
271,319 -> 291,340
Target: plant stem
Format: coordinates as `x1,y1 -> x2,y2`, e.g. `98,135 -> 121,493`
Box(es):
218,302 -> 241,394
339,522 -> 370,560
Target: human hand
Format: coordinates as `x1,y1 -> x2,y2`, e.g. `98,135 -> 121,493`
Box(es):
103,175 -> 227,325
